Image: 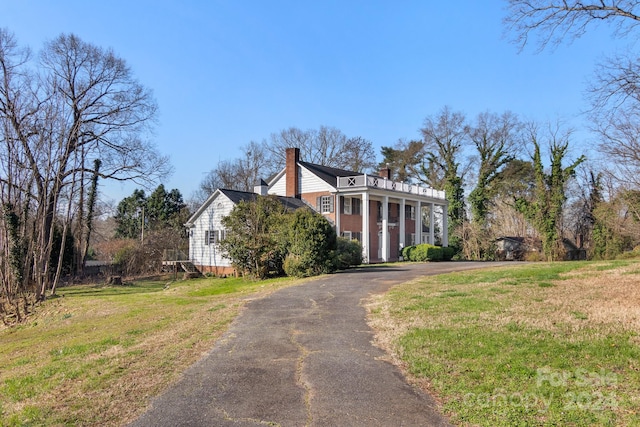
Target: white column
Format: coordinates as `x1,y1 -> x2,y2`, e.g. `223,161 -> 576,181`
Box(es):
382,195 -> 389,261
429,202 -> 435,245
362,192 -> 369,263
335,195 -> 341,236
399,198 -> 406,255
442,203 -> 449,247
415,200 -> 421,245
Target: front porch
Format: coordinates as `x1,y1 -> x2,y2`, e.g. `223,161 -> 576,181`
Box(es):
335,174 -> 448,264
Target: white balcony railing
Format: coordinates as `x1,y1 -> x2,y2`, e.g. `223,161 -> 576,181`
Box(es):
337,175 -> 446,200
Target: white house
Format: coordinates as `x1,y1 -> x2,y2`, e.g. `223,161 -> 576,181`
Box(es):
186,147 -> 448,275
185,187 -> 306,275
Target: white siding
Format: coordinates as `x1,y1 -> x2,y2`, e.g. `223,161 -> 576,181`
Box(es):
269,165 -> 335,196
188,193 -> 235,268
269,174 -> 286,195
299,166 -> 334,193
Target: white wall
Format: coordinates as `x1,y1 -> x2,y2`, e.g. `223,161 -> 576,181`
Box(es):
189,193 -> 234,268
299,166 -> 334,193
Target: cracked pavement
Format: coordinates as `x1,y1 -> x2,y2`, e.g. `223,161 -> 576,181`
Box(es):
129,262 -> 505,426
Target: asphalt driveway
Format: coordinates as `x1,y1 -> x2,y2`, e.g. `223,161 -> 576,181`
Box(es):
129,262 -> 508,427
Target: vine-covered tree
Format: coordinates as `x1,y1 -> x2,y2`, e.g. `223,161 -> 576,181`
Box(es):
420,106 -> 469,248
514,124 -> 585,260
468,111 -> 521,226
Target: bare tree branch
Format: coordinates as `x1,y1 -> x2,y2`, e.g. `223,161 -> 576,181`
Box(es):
505,0 -> 640,51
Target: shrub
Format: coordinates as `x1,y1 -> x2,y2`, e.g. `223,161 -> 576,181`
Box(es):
442,246 -> 455,261
525,251 -> 546,262
403,244 -> 453,262
284,208 -> 337,277
402,245 -> 415,261
283,253 -> 312,278
220,196 -> 289,278
426,244 -> 443,261
411,244 -> 429,261
334,238 -> 363,269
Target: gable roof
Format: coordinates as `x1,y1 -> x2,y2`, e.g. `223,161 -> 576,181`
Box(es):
298,161 -> 361,187
221,188 -> 308,210
186,188 -> 308,227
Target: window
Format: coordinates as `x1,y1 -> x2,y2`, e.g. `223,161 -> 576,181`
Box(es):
317,195 -> 334,214
405,205 -> 415,220
341,231 -> 362,242
352,198 -> 361,215
341,197 -> 361,215
344,197 -> 352,215
205,230 -> 222,245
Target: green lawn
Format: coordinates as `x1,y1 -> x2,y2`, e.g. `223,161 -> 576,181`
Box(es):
4,261 -> 640,426
367,260 -> 640,426
0,275 -> 302,426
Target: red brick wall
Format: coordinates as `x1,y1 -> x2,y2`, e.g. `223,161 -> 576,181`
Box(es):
285,147 -> 299,197
302,191 -> 335,224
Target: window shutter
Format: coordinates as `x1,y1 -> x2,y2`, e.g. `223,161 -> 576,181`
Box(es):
316,196 -> 321,212
340,196 -> 344,214
330,196 -> 334,213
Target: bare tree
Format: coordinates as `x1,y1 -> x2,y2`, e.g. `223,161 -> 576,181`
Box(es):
196,141 -> 276,201
505,1 -> 640,188
504,0 -> 640,51
0,30 -> 169,314
588,54 -> 640,188
266,126 -> 377,171
342,136 -> 377,172
196,127 -> 378,203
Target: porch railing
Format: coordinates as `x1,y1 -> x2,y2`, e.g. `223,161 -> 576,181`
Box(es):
337,175 -> 446,200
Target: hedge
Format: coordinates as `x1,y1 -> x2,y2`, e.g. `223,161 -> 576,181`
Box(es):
402,244 -> 453,262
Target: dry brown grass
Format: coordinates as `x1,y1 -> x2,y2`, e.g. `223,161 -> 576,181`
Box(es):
369,262 -> 640,342
493,264 -> 640,336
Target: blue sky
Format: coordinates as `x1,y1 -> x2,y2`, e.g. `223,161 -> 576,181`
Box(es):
1,1 -> 622,203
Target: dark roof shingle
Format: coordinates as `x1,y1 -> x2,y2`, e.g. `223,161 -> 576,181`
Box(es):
298,161 -> 361,187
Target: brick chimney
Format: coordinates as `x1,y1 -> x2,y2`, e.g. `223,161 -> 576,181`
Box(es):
379,167 -> 391,180
285,147 -> 300,198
